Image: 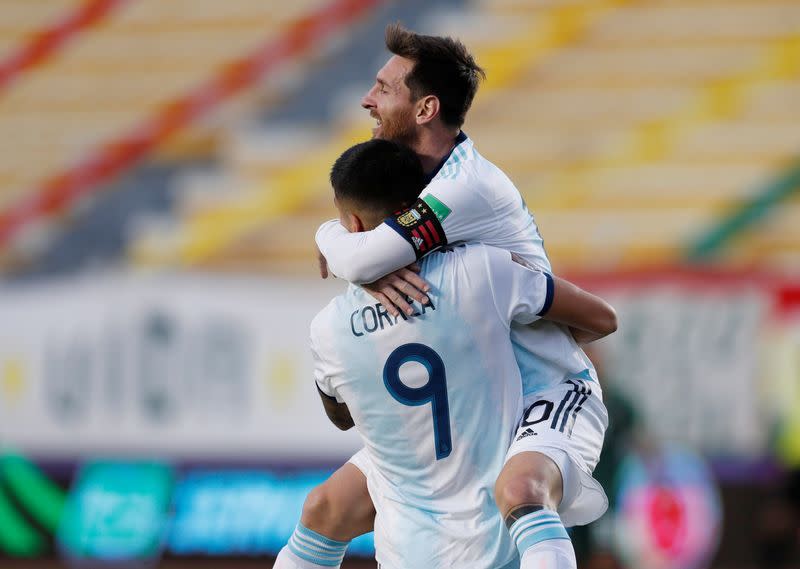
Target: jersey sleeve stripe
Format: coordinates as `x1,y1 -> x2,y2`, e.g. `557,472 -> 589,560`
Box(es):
537,272 -> 555,316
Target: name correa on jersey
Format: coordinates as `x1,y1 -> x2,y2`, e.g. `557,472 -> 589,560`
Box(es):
385,197 -> 448,259
349,297 -> 436,338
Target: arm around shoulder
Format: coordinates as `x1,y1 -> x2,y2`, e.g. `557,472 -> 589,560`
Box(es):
544,277 -> 618,344
488,248 -> 617,343
315,220 -> 416,284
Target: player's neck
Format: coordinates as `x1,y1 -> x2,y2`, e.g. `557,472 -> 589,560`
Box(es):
413,128 -> 462,175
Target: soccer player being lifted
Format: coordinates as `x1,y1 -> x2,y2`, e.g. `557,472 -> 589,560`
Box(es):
276,24 -> 614,569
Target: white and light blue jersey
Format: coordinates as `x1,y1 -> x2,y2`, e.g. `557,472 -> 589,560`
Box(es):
316,133 -> 597,395
311,244 -> 553,569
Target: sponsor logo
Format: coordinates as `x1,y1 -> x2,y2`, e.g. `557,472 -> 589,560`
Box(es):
516,428 -> 537,441
412,235 -> 425,250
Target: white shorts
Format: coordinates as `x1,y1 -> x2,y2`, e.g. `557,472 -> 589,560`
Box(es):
347,446 -> 372,476
507,377 -> 608,527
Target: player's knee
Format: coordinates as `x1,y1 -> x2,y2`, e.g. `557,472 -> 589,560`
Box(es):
300,484 -> 334,530
495,473 -> 556,516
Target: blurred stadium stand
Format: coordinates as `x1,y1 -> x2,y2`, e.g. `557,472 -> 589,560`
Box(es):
129,0 -> 800,274
0,0 -> 375,274
0,0 -> 795,275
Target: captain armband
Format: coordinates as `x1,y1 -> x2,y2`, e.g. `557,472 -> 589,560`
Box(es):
384,198 -> 448,259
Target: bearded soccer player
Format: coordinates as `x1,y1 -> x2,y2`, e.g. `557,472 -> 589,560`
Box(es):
276,24 -> 613,569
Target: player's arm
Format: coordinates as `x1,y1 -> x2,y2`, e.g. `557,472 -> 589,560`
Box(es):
310,319 -> 354,430
544,277 -> 617,344
316,220 -> 417,284
316,221 -> 430,317
316,178 -> 489,281
508,253 -> 616,343
317,385 -> 354,431
317,181 -> 494,316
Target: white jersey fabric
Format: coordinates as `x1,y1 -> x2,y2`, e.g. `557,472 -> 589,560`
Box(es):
311,244 -> 553,569
316,132 -> 596,400
316,133 -> 609,529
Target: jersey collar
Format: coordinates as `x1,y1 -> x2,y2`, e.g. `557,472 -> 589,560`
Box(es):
424,131 -> 468,184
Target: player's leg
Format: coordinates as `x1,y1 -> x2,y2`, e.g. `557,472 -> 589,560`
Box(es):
300,462 -> 375,539
274,460 -> 375,569
497,379 -> 609,569
495,451 -> 576,569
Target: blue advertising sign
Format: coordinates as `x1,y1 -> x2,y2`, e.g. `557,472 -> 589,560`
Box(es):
168,470 -> 374,557
57,461 -> 173,564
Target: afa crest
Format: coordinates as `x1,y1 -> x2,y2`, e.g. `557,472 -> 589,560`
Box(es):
397,209 -> 422,227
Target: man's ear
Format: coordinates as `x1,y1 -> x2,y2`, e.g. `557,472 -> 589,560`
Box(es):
416,95 -> 440,125
336,197 -> 366,233
347,212 -> 366,233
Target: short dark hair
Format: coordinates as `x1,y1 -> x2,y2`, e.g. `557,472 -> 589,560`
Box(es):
386,22 -> 485,128
331,139 -> 425,217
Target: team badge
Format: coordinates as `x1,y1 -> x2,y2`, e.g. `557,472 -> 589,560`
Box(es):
397,209 -> 423,227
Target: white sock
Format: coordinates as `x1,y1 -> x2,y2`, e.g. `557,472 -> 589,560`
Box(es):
272,523 -> 349,568
274,545 -> 338,569
508,507 -> 576,569
519,538 -> 577,569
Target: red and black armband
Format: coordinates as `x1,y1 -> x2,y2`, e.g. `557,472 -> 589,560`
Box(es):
384,198 -> 448,259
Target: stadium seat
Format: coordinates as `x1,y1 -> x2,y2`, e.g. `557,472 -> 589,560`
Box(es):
5,0 -> 798,273
126,0 -> 800,272
0,0 -> 329,215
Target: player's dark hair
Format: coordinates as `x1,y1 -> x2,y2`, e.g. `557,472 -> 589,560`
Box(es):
385,22 -> 485,128
331,139 -> 425,217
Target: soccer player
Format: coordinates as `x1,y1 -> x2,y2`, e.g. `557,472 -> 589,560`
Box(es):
280,25 -> 612,569
279,139 -> 616,569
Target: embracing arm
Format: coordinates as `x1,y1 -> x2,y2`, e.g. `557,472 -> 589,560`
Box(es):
545,277 -> 618,344
316,221 -> 416,284
317,385 -> 354,431
504,252 -> 617,344
316,178 -> 494,314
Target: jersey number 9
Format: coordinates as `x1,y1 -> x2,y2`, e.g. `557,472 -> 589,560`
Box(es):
383,343 -> 452,460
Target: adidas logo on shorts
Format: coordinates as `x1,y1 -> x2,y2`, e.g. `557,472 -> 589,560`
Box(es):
516,428 -> 537,441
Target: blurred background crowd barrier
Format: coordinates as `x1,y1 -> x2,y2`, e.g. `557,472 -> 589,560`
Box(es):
0,0 -> 799,567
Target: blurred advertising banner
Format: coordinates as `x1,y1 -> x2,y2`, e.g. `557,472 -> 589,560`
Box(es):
166,469 -> 373,557
58,461 -> 173,563
579,270 -> 800,459
0,270 -> 798,462
613,444 -> 722,569
0,274 -> 360,462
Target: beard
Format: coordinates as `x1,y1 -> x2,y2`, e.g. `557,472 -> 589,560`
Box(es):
374,106 -> 418,147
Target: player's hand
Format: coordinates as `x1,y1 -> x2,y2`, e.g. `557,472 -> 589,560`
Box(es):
318,247 -> 329,279
362,264 -> 430,317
